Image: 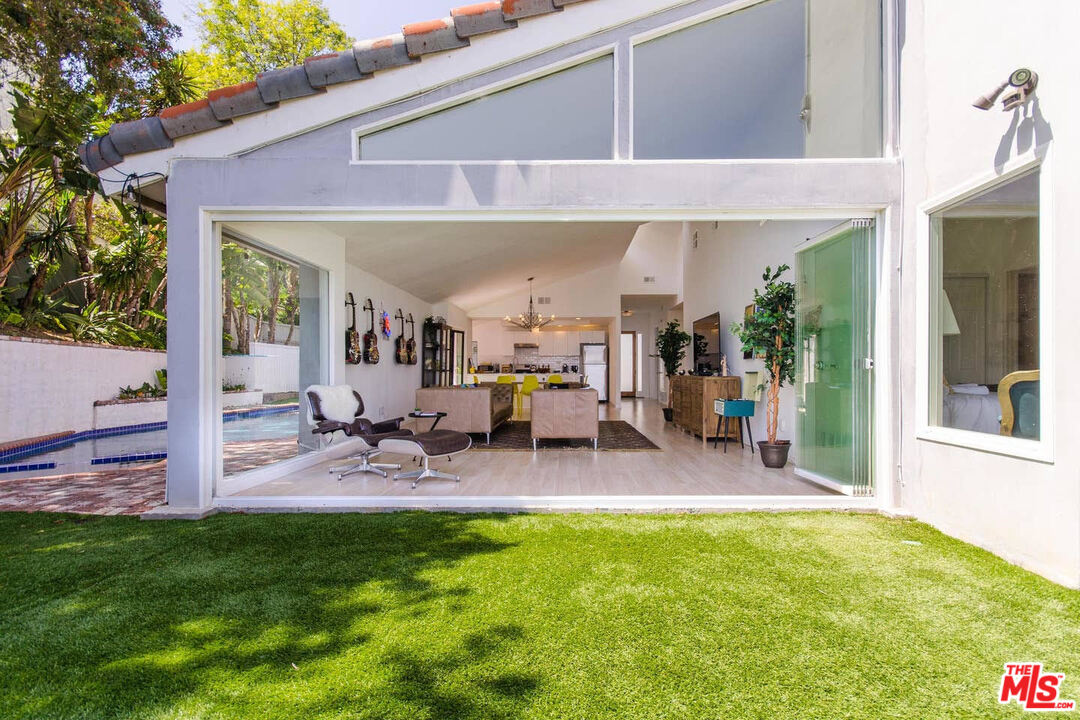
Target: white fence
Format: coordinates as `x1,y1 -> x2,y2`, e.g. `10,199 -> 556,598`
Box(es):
0,336 -> 299,443
222,342 -> 299,394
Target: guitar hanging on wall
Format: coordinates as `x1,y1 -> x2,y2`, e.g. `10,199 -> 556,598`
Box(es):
405,313 -> 418,365
345,293 -> 362,365
394,309 -> 408,364
362,298 -> 380,364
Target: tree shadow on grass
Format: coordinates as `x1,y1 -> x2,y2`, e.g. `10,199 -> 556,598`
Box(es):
380,623 -> 541,720
0,511 -> 535,720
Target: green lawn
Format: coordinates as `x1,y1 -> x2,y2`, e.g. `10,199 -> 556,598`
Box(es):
1,511 -> 1077,719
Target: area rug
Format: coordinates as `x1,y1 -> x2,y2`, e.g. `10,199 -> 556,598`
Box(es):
470,421 -> 660,451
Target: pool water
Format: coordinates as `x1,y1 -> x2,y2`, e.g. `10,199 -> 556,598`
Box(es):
0,409 -> 300,479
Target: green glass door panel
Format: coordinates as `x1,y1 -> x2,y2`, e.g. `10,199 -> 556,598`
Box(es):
795,221 -> 874,495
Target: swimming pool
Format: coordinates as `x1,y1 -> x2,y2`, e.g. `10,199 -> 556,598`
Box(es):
0,406 -> 300,479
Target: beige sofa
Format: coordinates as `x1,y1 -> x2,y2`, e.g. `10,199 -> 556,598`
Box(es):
415,385 -> 513,443
530,388 -> 599,450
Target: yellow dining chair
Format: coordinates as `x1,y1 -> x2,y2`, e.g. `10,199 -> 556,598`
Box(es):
547,374 -> 563,385
519,375 -> 540,414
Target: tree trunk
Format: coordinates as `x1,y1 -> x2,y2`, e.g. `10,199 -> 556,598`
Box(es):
80,194 -> 97,303
766,330 -> 783,444
19,262 -> 51,312
235,303 -> 250,355
767,360 -> 781,444
141,275 -> 168,329
266,265 -> 281,344
0,244 -> 22,291
283,266 -> 298,344
123,291 -> 141,324
222,275 -> 234,350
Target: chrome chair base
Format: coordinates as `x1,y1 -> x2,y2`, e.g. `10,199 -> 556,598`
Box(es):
330,449 -> 401,480
393,457 -> 461,489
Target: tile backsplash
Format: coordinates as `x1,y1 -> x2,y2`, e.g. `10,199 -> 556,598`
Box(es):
479,351 -> 584,369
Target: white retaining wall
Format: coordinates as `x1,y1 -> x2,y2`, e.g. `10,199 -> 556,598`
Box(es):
0,335 -> 299,442
0,335 -> 164,442
91,390 -> 266,429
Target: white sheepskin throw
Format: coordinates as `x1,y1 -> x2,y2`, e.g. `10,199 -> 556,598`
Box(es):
307,384 -> 360,424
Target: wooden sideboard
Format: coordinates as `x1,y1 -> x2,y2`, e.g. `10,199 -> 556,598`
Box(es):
670,375 -> 742,448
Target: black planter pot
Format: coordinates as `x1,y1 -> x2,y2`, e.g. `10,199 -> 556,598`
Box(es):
662,407 -> 674,422
757,441 -> 791,468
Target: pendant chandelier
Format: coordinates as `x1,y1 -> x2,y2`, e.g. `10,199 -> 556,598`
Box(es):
504,277 -> 555,333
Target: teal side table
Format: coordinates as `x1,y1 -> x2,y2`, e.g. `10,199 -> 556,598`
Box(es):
714,399 -> 755,454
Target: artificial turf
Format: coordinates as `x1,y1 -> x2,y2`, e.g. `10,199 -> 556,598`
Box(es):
0,511 -> 1077,719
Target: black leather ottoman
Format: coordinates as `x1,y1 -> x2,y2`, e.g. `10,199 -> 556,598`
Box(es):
377,430 -> 472,488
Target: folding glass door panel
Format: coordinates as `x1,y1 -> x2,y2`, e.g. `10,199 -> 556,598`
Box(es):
795,220 -> 874,495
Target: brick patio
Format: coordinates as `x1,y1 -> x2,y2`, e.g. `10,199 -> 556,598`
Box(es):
0,438 -> 298,516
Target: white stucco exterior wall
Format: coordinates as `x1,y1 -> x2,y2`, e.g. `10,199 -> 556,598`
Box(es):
898,0 -> 1080,587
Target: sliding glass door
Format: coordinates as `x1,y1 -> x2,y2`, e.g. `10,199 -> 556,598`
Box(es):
794,220 -> 874,495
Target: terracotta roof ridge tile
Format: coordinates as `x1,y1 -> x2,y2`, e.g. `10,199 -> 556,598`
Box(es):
79,0 -> 592,173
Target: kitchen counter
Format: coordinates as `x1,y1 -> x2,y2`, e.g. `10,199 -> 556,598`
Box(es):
471,373 -> 584,384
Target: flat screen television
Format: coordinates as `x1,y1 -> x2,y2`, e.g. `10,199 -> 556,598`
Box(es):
692,313 -> 722,374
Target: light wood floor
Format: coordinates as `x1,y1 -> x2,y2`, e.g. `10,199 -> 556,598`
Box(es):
233,399 -> 835,498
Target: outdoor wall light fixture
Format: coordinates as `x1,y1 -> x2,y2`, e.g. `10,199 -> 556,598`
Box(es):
973,68 -> 1038,111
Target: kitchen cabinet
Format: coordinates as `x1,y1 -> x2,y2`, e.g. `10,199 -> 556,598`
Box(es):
553,332 -> 567,356
581,331 -> 604,344
540,332 -> 554,356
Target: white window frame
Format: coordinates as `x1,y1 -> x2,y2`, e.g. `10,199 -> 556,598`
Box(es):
914,147 -> 1054,463
349,45 -> 617,164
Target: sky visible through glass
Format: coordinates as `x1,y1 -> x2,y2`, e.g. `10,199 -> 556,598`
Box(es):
161,0 -> 457,51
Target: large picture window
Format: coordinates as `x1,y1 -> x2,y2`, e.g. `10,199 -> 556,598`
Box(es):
929,170 -> 1040,441
633,0 -> 882,159
357,56 -> 614,161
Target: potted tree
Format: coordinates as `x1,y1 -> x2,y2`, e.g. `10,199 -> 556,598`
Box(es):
730,265 -> 796,468
656,320 -> 691,422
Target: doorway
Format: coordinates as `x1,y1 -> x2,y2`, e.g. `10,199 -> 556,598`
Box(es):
620,331 -> 639,398
451,329 -> 466,385
794,220 -> 875,496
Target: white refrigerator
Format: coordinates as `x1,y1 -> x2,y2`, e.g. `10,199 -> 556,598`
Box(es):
580,343 -> 608,402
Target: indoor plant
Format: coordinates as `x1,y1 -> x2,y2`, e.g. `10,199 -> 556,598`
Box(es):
730,265 -> 796,468
656,319 -> 691,421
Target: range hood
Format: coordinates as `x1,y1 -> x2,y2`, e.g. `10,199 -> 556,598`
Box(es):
513,342 -> 539,348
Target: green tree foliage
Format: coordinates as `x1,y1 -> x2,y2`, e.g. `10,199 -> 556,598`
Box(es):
729,265 -> 796,444
0,86 -> 98,290
220,242 -> 300,355
0,0 -> 197,348
186,0 -> 352,89
0,0 -> 182,119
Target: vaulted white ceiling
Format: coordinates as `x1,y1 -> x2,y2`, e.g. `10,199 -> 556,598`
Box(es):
325,221 -> 643,311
